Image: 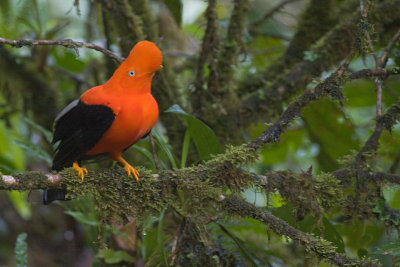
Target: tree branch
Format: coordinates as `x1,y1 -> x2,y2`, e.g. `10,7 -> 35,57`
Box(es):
349,67 -> 400,80
192,0 -> 220,112
352,101 -> 400,167
1,165 -> 389,266
222,195 -> 379,267
333,169 -> 400,184
380,28 -> 400,66
223,0 -> 400,142
0,37 -> 124,63
249,51 -> 355,150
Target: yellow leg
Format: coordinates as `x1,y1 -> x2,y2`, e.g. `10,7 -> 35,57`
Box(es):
73,161 -> 88,183
113,155 -> 140,182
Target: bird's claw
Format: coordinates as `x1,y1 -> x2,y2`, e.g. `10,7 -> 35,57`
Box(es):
73,162 -> 88,183
124,165 -> 140,183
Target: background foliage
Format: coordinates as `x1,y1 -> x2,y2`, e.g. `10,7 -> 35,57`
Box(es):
0,0 -> 400,266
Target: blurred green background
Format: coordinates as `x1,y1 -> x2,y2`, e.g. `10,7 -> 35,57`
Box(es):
1,0 -> 400,266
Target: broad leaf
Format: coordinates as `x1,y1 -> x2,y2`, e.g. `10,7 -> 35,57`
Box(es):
166,105 -> 222,160
97,249 -> 135,264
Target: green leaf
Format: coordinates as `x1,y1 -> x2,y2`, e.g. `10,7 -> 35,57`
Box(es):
0,120 -> 26,171
165,0 -> 182,26
212,218 -> 280,264
53,49 -> 87,72
7,191 -> 31,220
133,145 -> 155,169
157,205 -> 169,267
13,139 -> 52,165
382,184 -> 400,209
15,232 -> 28,267
180,130 -> 190,168
64,210 -> 99,226
97,249 -> 135,264
336,219 -> 385,250
166,105 -> 222,160
343,80 -> 376,107
140,217 -> 159,263
151,129 -> 178,169
303,100 -> 359,171
216,222 -> 260,266
23,117 -> 53,144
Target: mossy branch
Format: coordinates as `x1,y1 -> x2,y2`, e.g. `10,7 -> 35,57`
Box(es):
192,0 -> 219,113
224,0 -> 400,141
1,166 -> 388,266
215,0 -> 249,88
351,101 -> 400,168
249,51 -> 355,150
222,195 -> 380,267
192,0 -> 250,121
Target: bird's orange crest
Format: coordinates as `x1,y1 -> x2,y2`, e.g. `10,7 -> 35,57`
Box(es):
105,40 -> 163,91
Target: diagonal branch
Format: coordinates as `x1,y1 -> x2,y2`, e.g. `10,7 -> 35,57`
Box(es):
222,195 -> 379,267
249,51 -> 355,150
250,0 -> 301,27
352,101 -> 400,168
380,28 -> 400,67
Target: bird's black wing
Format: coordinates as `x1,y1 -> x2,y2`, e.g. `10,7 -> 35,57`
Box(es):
52,99 -> 115,171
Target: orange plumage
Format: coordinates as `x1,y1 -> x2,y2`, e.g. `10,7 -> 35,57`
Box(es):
50,40 -> 162,183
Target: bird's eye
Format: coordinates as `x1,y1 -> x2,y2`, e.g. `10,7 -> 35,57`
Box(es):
129,71 -> 136,77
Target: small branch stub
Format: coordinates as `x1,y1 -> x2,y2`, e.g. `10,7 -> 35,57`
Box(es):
2,175 -> 18,186
46,174 -> 62,185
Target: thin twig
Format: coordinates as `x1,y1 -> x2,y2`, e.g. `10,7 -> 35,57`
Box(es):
380,28 -> 400,67
170,220 -> 184,265
360,0 -> 371,18
366,33 -> 380,65
349,68 -> 400,80
336,51 -> 355,77
251,0 -> 300,27
0,37 -> 124,63
364,28 -> 400,118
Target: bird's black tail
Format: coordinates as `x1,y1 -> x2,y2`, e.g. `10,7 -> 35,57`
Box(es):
42,188 -> 68,205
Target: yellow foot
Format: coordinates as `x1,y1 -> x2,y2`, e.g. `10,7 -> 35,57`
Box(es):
73,161 -> 88,183
124,164 -> 140,183
112,154 -> 140,182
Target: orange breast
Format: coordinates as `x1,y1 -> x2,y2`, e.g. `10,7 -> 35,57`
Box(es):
81,87 -> 158,156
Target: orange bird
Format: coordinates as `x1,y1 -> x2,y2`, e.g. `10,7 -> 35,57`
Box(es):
43,41 -> 162,204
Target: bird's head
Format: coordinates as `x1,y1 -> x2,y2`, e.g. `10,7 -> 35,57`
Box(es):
107,40 -> 163,91
125,40 -> 163,74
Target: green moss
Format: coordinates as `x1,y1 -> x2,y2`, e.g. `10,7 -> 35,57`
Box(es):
60,167 -> 163,223
48,144 -> 256,224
